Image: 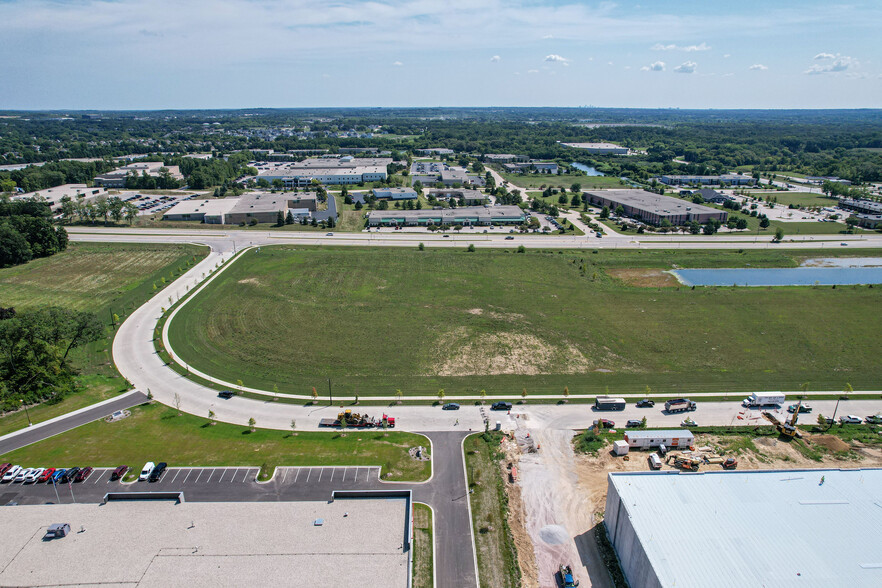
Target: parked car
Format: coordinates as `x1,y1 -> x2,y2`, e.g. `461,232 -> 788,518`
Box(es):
60,467 -> 80,483
491,402 -> 512,411
14,468 -> 34,483
442,403 -> 460,410
148,462 -> 167,482
840,415 -> 862,424
626,419 -> 644,428
648,454 -> 663,470
636,399 -> 655,408
139,462 -> 155,481
51,469 -> 67,483
37,468 -> 56,483
74,467 -> 93,482
24,468 -> 45,484
865,415 -> 882,425
595,419 -> 615,428
2,465 -> 22,483
218,391 -> 235,399
110,465 -> 129,481
787,404 -> 812,413
0,463 -> 11,478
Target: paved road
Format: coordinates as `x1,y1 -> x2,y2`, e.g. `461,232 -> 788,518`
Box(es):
0,391 -> 149,456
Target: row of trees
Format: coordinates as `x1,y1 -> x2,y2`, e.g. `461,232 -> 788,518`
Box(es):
0,199 -> 68,267
57,194 -> 139,225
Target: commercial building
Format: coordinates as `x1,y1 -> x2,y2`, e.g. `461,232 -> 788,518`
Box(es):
13,183 -> 108,212
839,197 -> 882,215
658,174 -> 755,186
162,198 -> 238,223
93,162 -> 183,188
560,142 -> 629,155
414,148 -> 454,156
622,429 -> 694,450
849,213 -> 882,228
163,192 -> 320,224
605,468 -> 882,588
254,157 -> 391,187
483,153 -> 529,163
410,161 -> 481,187
372,187 -> 417,200
584,189 -> 728,226
427,189 -> 487,205
503,161 -> 559,174
0,497 -> 411,588
679,188 -> 735,205
367,205 -> 526,227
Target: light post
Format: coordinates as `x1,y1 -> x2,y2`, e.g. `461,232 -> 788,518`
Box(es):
20,399 -> 32,427
51,478 -> 61,503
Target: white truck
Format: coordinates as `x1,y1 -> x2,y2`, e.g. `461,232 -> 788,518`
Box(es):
742,392 -> 785,408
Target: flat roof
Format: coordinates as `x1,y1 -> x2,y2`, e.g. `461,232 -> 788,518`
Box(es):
13,183 -> 107,207
165,198 -> 238,216
368,205 -> 525,222
0,499 -> 408,587
623,429 -> 693,439
229,193 -> 290,214
609,468 -> 882,587
585,189 -> 724,217
561,142 -> 626,150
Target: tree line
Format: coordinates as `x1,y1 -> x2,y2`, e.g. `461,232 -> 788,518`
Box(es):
0,199 -> 68,267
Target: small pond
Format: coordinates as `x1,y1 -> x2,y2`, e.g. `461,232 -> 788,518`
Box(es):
671,258 -> 882,286
571,162 -> 604,176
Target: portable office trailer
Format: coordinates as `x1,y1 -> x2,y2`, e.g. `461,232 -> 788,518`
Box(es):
624,430 -> 694,450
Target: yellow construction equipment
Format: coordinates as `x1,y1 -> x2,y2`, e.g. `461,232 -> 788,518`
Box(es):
763,401 -> 803,438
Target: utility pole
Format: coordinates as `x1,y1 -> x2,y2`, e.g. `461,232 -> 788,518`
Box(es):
68,481 -> 76,503
830,397 -> 842,429
20,399 -> 31,426
328,378 -> 333,406
51,478 -> 61,503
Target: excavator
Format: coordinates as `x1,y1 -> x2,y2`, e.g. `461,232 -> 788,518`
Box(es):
763,400 -> 803,438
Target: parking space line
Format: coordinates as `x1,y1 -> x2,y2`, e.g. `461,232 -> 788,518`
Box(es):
92,469 -> 107,484
293,468 -> 301,483
329,468 -> 335,482
281,468 -> 288,483
229,468 -> 238,483
182,469 -> 193,484
342,468 -> 347,483
194,469 -> 205,483
305,468 -> 311,483
171,469 -> 181,483
217,469 -> 226,483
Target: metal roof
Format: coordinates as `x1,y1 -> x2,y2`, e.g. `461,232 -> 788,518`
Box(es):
623,429 -> 693,439
608,468 -> 882,587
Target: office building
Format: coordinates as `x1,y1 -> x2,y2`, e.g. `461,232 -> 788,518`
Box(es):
583,190 -> 728,225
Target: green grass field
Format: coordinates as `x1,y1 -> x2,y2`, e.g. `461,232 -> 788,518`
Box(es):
412,503 -> 434,588
499,172 -> 626,190
167,246 -> 882,397
752,192 -> 838,208
0,402 -> 432,481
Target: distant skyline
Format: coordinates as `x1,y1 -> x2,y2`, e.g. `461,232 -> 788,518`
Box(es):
3,0 -> 881,110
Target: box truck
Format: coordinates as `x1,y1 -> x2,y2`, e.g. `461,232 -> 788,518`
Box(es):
742,393 -> 785,407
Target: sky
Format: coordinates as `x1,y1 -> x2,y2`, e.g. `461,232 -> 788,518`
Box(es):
2,0 -> 881,110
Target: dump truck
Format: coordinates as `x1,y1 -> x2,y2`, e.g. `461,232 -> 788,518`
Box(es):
664,398 -> 697,413
319,411 -> 395,428
742,392 -> 785,408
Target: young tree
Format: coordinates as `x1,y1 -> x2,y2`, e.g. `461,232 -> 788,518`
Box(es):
248,417 -> 256,432
599,206 -> 610,219
396,389 -> 403,404
312,387 -> 318,404
174,392 -> 182,415
275,210 -> 285,227
521,388 -> 527,403
290,419 -> 297,436
438,389 -> 445,402
774,226 -> 784,242
480,389 -> 487,404
208,409 -> 216,425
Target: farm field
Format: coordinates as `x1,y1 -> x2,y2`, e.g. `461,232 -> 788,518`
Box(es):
499,172 -> 626,190
168,246 -> 882,397
0,402 -> 432,482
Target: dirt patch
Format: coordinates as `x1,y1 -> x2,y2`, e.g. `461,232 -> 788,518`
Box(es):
606,268 -> 679,288
810,434 -> 850,452
502,449 -> 539,588
467,308 -> 484,315
237,278 -> 261,286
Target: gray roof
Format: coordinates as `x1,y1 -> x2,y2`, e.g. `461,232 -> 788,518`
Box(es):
368,205 -> 525,223
608,468 -> 882,587
622,429 -> 694,440
585,189 -> 724,217
229,193 -> 291,214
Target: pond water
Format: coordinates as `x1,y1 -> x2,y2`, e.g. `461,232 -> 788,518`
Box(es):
571,162 -> 604,176
671,258 -> 882,286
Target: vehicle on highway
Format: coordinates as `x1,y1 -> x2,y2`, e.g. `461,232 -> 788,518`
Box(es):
866,415 -> 882,424
51,469 -> 67,483
148,462 -> 167,482
24,468 -> 45,484
60,467 -> 80,483
788,404 -> 812,413
14,468 -> 35,483
491,402 -> 512,411
74,467 -> 93,482
442,403 -> 460,410
2,465 -> 22,483
505,235 -> 514,240
37,468 -> 56,483
626,419 -> 644,428
139,462 -> 155,481
110,465 -> 129,481
326,232 -> 334,236
665,398 -> 697,413
636,399 -> 655,408
594,419 -> 615,428
840,415 -> 862,424
681,418 -> 698,427
218,391 -> 235,399
0,463 -> 11,478
442,234 -> 450,237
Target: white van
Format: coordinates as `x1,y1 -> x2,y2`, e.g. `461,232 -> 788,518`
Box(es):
139,462 -> 155,481
648,454 -> 663,470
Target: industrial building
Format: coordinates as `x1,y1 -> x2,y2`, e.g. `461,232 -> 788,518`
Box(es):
483,153 -> 529,163
426,189 -> 487,205
658,174 -> 755,186
367,205 -> 526,227
0,497 -> 411,587
372,187 -> 417,200
254,157 -> 391,187
409,161 -> 481,187
163,192 -> 319,224
839,197 -> 882,215
414,148 -> 454,156
12,183 -> 108,212
605,468 -> 882,588
560,142 -> 629,155
849,213 -> 882,228
584,189 -> 728,226
502,161 -> 559,174
622,429 -> 694,450
93,162 -> 183,188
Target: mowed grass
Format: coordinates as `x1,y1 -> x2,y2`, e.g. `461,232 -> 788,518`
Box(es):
412,503 -> 434,588
168,246 -> 882,397
751,192 -> 838,208
499,172 -> 626,190
0,402 -> 432,482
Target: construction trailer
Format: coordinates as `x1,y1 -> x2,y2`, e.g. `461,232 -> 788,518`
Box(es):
612,440 -> 630,456
624,430 -> 694,450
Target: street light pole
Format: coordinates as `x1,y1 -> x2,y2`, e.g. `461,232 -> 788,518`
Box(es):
20,399 -> 32,427
51,478 -> 61,503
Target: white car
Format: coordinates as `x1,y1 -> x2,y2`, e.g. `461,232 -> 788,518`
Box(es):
840,415 -> 862,424
139,462 -> 155,481
14,468 -> 34,483
24,468 -> 45,484
1,465 -> 22,483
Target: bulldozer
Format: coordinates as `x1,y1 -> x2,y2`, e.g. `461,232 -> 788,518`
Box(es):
762,400 -> 803,438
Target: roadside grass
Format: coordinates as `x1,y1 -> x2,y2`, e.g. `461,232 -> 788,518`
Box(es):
412,503 -> 434,588
0,402 -> 432,482
751,192 -> 838,208
464,432 -> 520,588
168,246 -> 882,397
499,172 -> 626,190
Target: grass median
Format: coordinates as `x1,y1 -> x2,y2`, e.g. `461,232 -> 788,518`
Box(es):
412,503 -> 434,588
0,402 -> 432,482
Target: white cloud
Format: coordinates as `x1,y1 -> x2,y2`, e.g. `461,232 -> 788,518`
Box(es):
805,54 -> 857,74
392,61 -> 403,66
651,42 -> 711,52
640,61 -> 665,72
544,54 -> 569,63
490,55 -> 501,62
723,54 -> 731,58
527,69 -> 539,74
542,34 -> 554,39
748,64 -> 768,70
674,61 -> 697,74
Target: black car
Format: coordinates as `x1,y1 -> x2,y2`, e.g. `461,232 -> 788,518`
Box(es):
491,402 -> 513,411
442,403 -> 460,410
218,391 -> 235,399
148,462 -> 167,482
60,467 -> 80,484
636,399 -> 655,408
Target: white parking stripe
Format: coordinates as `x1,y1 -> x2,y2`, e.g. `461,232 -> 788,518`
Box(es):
229,468 -> 238,483
305,468 -> 311,483
217,469 -> 226,482
342,468 -> 347,482
318,468 -> 324,482
194,469 -> 205,483
293,468 -> 301,483
208,469 -> 217,483
182,469 -> 193,483
91,469 -> 106,484
281,468 -> 288,483
171,469 -> 181,483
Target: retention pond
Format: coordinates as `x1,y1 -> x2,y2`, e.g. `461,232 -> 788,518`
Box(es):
671,257 -> 882,286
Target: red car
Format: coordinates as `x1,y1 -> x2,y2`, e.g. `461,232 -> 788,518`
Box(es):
0,463 -> 11,478
110,465 -> 129,481
37,468 -> 56,483
74,467 -> 93,482
595,419 -> 616,428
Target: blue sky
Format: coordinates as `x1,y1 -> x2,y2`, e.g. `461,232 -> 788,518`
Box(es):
2,0 -> 881,109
